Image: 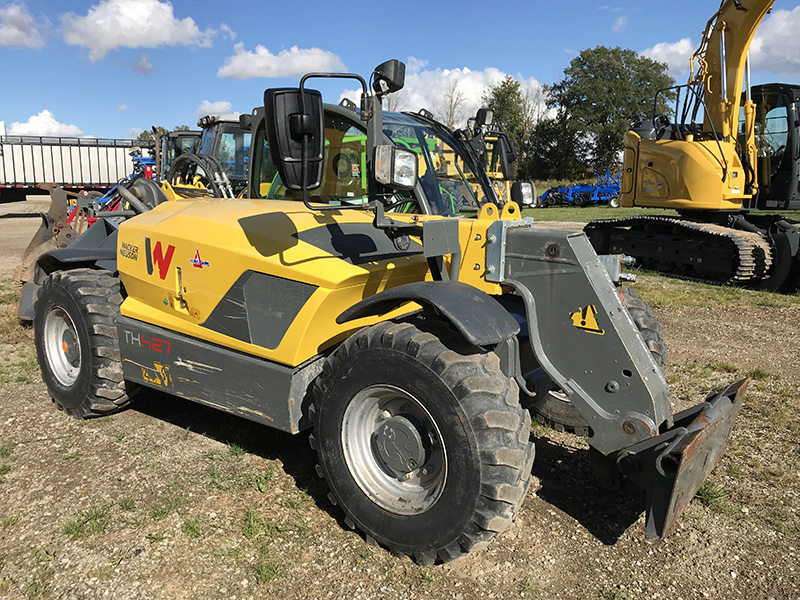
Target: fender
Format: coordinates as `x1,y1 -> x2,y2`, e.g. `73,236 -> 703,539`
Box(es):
337,281 -> 519,347
34,247 -> 118,284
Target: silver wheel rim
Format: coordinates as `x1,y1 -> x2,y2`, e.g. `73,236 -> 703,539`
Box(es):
43,306 -> 81,387
341,384 -> 447,515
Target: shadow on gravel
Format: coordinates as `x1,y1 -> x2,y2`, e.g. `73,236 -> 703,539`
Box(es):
129,389 -> 338,515
532,435 -> 645,545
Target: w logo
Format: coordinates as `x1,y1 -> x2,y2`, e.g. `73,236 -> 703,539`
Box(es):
145,238 -> 175,280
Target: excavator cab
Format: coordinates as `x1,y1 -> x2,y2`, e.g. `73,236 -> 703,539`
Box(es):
742,83 -> 800,210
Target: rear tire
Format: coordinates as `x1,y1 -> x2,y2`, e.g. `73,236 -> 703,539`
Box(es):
528,286 -> 666,435
34,269 -> 136,418
310,319 -> 534,564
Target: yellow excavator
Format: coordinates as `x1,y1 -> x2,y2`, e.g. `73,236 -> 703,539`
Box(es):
586,0 -> 800,291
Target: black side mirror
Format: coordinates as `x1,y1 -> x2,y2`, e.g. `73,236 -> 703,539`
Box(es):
475,108 -> 494,128
372,59 -> 405,97
263,87 -> 324,190
497,135 -> 515,179
239,113 -> 254,132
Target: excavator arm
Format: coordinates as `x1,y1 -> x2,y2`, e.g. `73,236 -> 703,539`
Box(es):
694,0 -> 774,193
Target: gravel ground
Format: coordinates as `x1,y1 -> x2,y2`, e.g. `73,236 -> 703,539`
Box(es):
0,199 -> 797,599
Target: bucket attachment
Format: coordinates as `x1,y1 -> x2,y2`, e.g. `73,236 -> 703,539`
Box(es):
616,378 -> 748,538
13,185 -> 77,285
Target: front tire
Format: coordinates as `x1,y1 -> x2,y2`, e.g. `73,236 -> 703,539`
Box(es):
34,269 -> 136,418
310,319 -> 534,564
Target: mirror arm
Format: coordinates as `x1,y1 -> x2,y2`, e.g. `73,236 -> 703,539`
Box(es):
296,73 -> 372,212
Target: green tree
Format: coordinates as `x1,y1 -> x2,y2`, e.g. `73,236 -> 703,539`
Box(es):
481,76 -> 527,174
528,112 -> 589,181
546,46 -> 675,171
136,125 -> 190,143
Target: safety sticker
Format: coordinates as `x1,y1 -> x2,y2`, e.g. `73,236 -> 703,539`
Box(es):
141,362 -> 173,389
190,248 -> 210,269
569,305 -> 605,335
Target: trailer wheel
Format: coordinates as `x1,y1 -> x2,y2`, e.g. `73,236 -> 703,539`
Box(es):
34,269 -> 136,419
608,196 -> 620,208
528,286 -> 666,435
310,319 -> 534,564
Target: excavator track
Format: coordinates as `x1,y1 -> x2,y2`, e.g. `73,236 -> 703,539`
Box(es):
585,216 -> 773,285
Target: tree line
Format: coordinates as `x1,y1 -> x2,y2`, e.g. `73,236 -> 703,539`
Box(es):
478,46 -> 676,181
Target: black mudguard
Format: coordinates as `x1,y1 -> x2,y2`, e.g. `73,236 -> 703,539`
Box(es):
337,280 -> 520,347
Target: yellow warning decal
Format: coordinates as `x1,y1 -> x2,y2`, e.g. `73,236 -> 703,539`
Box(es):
569,305 -> 605,335
141,362 -> 173,388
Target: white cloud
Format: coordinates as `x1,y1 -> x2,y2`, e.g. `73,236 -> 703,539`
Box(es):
612,16 -> 628,32
340,63 -> 543,130
8,110 -> 84,136
217,43 -> 345,79
133,53 -> 153,74
641,37 -> 695,78
61,0 -> 212,61
750,6 -> 800,76
118,104 -> 128,112
406,57 -> 429,75
0,3 -> 48,48
642,7 -> 800,81
126,127 -> 143,138
220,23 -> 236,40
196,100 -> 232,117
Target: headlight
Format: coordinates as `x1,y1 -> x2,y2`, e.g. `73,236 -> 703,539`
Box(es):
511,181 -> 534,206
520,182 -> 533,205
374,145 -> 417,190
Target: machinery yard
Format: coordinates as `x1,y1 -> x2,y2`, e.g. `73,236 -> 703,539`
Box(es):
0,203 -> 798,600
3,0 -> 800,597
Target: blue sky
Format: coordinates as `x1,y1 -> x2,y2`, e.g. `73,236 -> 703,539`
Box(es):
2,0 -> 800,138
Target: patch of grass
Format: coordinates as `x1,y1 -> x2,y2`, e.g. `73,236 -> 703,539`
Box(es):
710,361 -> 738,374
1,514 -> 19,529
182,518 -> 203,538
0,444 -> 14,458
146,532 -> 166,543
31,549 -> 55,563
253,560 -> 283,584
243,508 -> 283,542
126,516 -> 146,530
247,469 -> 275,492
633,275 -> 800,309
228,442 -> 246,458
522,205 -> 678,223
0,462 -> 10,481
23,570 -> 50,600
285,491 -> 314,511
727,464 -> 742,479
55,442 -> 82,461
293,520 -> 309,537
118,497 -> 136,511
695,481 -> 728,507
208,463 -> 229,491
749,367 -> 772,381
354,546 -> 373,562
420,570 -> 435,584
62,505 -> 111,539
150,497 -> 183,521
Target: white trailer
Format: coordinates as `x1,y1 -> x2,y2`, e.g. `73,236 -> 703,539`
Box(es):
0,135 -> 141,200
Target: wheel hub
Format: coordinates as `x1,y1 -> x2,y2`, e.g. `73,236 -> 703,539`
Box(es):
374,415 -> 428,477
61,329 -> 79,365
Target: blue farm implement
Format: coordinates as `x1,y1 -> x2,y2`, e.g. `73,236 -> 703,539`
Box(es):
540,171 -> 621,207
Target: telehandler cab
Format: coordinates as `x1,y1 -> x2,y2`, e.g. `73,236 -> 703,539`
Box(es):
31,59 -> 747,564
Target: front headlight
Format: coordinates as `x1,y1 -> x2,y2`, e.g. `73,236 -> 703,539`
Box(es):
520,182 -> 533,205
374,145 -> 417,190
